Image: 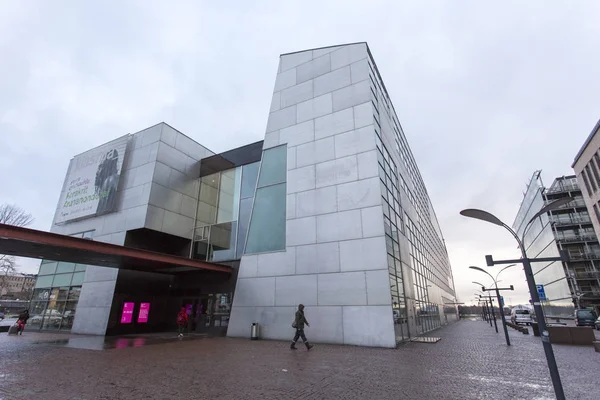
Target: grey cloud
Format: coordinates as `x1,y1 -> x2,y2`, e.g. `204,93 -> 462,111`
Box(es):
1,2 -> 599,308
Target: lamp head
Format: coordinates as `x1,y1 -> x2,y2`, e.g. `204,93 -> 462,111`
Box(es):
460,209 -> 504,226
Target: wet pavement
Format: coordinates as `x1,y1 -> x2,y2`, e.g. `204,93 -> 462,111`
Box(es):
0,321 -> 598,399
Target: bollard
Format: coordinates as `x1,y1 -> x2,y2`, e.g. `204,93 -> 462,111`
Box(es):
251,323 -> 259,340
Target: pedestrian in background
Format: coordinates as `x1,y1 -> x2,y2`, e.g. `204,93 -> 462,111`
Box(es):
16,309 -> 29,335
176,307 -> 188,338
291,304 -> 313,350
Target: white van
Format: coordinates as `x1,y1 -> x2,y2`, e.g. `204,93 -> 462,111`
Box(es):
510,307 -> 533,325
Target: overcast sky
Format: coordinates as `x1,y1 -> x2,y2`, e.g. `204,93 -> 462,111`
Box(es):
1,1 -> 599,306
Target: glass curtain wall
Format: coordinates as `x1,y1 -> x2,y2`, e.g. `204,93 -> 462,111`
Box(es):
193,162 -> 259,262
375,132 -> 409,342
30,230 -> 91,331
245,145 -> 287,254
513,173 -> 575,318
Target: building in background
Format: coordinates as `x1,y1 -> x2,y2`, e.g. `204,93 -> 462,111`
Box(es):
514,171 -> 600,316
545,176 -> 600,311
227,42 -> 457,347
0,273 -> 36,299
19,43 -> 456,347
572,119 -> 600,239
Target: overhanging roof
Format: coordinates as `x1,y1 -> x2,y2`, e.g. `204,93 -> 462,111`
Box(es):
0,224 -> 232,275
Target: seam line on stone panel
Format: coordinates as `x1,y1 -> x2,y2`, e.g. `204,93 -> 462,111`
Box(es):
290,147 -> 376,174
316,269 -> 319,306
291,51 -> 367,77
274,276 -> 277,306
341,305 -> 345,344
364,271 -> 369,305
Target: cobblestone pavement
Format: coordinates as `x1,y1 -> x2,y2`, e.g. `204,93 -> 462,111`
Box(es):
0,320 -> 598,400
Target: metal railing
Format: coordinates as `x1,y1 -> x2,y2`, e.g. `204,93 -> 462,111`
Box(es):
545,199 -> 587,209
556,234 -> 598,243
550,217 -> 592,226
575,271 -> 600,280
545,184 -> 580,194
569,252 -> 600,261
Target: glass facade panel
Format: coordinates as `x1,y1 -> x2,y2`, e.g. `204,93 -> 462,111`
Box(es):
35,275 -> 54,288
245,183 -> 287,254
71,272 -> 85,286
52,273 -> 73,287
209,221 -> 238,262
195,163 -> 260,262
241,162 -> 260,199
217,168 -> 241,223
39,262 -> 57,275
236,197 -> 253,258
257,146 -> 286,187
56,262 -> 76,274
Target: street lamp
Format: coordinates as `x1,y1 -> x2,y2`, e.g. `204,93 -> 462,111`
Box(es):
474,286 -> 495,329
460,197 -> 572,400
470,265 -> 516,346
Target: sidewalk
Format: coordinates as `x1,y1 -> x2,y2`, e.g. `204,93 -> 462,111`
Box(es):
0,320 -> 597,399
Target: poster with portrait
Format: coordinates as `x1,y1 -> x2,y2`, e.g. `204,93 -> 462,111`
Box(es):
55,135 -> 130,224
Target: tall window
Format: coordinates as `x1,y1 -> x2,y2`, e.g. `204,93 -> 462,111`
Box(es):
245,145 -> 287,254
193,162 -> 259,261
585,165 -> 597,192
589,160 -> 600,190
581,170 -> 593,196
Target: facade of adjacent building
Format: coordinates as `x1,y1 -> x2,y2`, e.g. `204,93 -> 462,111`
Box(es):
572,119 -> 600,241
30,43 -> 456,347
514,171 -> 599,317
0,273 -> 36,299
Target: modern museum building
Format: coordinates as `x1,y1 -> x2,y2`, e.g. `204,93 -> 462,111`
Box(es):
3,43 -> 457,348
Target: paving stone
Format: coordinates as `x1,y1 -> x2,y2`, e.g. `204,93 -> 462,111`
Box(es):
0,321 -> 598,399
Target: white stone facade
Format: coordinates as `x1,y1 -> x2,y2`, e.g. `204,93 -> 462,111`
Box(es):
227,43 -> 398,347
573,120 -> 600,239
49,123 -> 213,335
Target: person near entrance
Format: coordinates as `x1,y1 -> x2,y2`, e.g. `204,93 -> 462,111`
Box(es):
177,307 -> 188,338
16,310 -> 29,335
291,304 -> 313,350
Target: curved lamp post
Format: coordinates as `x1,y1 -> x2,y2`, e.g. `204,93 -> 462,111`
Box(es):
474,283 -> 496,329
460,197 -> 572,400
474,290 -> 492,325
470,265 -> 515,345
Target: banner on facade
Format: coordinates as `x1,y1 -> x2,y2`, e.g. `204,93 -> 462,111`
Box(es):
55,135 -> 130,224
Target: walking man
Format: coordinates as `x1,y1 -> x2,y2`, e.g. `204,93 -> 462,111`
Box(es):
291,304 -> 313,350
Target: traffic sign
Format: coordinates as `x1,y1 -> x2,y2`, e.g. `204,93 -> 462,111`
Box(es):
536,284 -> 547,301
499,296 -> 504,307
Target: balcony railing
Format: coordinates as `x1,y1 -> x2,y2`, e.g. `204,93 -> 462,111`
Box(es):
575,271 -> 600,280
545,183 -> 580,194
569,252 -> 600,261
556,234 -> 598,243
550,217 -> 592,226
545,199 -> 587,209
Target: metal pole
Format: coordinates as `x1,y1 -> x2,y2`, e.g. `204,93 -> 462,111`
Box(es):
496,286 -> 511,346
489,297 -> 498,333
521,254 -> 565,400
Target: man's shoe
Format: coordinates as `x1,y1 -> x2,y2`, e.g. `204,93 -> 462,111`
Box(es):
290,343 -> 297,350
305,343 -> 313,350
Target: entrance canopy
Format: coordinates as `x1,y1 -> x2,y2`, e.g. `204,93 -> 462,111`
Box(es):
0,224 -> 232,275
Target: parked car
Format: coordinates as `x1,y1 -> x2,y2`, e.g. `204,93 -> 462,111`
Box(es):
595,316 -> 600,331
575,309 -> 597,327
510,308 -> 532,325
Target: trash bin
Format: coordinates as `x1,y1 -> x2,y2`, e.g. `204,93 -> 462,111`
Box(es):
251,323 -> 259,340
531,322 -> 540,337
